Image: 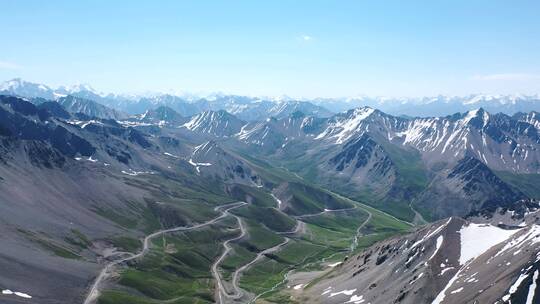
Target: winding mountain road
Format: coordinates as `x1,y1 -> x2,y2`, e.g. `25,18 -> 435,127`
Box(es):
350,209 -> 373,252
211,210 -> 248,304
211,205 -> 292,304
294,206 -> 359,219
83,201 -> 246,304
277,220 -> 304,235
85,186 -> 384,304
247,193 -> 375,302
230,238 -> 290,300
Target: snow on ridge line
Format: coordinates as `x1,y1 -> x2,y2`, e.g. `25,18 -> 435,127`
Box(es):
315,107 -> 374,143
494,224 -> 540,258
526,270 -> 539,304
67,119 -> 103,128
182,111 -> 211,130
502,271 -> 530,301
425,235 -> 444,265
411,218 -> 451,249
192,141 -> 214,155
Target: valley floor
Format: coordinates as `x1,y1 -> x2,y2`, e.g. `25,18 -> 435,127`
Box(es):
88,185 -> 411,304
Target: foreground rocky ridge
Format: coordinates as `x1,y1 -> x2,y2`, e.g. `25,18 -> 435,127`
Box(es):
299,200 -> 540,304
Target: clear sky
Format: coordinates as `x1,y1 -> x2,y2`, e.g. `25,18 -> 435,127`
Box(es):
0,0 -> 539,98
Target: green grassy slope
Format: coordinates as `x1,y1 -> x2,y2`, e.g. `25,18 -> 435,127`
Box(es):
95,153 -> 412,304
496,172 -> 540,198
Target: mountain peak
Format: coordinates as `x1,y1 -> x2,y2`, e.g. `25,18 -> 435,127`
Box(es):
461,108 -> 490,127
314,106 -> 376,144
1,78 -> 49,90
58,83 -> 98,94
346,106 -> 376,119
137,106 -> 183,123
0,78 -> 54,99
182,109 -> 245,137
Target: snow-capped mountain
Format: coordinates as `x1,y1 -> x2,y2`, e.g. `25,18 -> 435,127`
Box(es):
187,140 -> 262,185
515,111 -> 540,131
181,110 -> 245,137
231,106 -> 539,174
56,83 -> 101,96
5,78 -> 540,121
56,95 -> 127,120
0,79 -> 333,120
267,107 -> 540,174
130,95 -> 332,121
134,106 -> 186,125
197,106 -> 538,220
314,107 -> 377,144
235,111 -> 324,150
313,94 -> 540,117
0,78 -> 56,99
228,98 -> 332,121
121,94 -> 539,120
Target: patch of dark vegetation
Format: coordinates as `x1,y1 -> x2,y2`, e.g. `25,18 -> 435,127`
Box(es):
92,206 -> 138,229
18,229 -> 81,259
109,236 -> 141,252
64,229 -> 92,249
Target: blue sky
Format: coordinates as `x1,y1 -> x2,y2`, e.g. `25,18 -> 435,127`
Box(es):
0,0 -> 539,97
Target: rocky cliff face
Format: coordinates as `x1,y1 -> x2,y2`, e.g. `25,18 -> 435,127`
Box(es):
414,156 -> 527,219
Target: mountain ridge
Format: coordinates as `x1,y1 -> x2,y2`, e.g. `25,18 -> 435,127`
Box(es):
3,78 -> 540,119
297,199 -> 540,304
1,93 -> 539,303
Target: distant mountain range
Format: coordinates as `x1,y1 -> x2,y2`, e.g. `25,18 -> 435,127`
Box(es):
2,78 -> 540,120
0,78 -> 332,121
314,95 -> 540,117
2,87 -> 538,222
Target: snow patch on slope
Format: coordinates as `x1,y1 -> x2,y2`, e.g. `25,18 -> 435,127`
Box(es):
316,107 -> 374,144
2,289 -> 32,299
433,223 -> 523,304
459,223 -> 521,264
